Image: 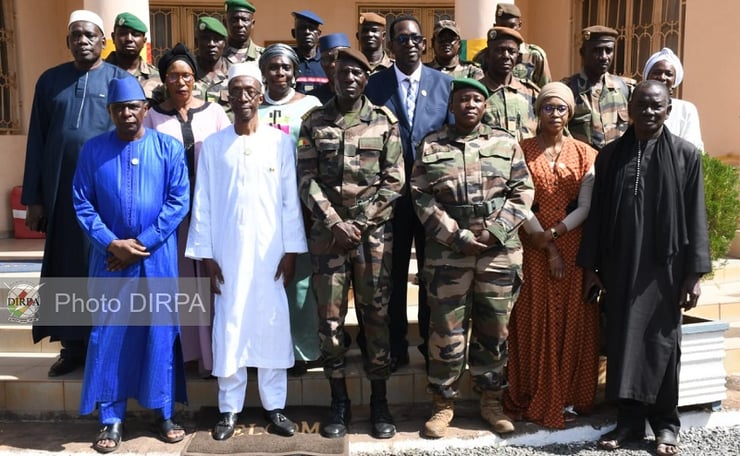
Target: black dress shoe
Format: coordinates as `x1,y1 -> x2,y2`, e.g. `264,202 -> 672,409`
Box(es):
264,409 -> 296,437
48,357 -> 83,377
389,352 -> 410,373
212,412 -> 238,440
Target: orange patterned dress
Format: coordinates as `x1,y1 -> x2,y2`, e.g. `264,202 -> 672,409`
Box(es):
503,136 -> 600,429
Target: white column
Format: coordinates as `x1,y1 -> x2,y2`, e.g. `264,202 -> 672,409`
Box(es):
83,0 -> 151,60
456,0 -> 512,40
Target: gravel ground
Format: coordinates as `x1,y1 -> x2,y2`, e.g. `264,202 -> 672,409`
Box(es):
354,425 -> 740,456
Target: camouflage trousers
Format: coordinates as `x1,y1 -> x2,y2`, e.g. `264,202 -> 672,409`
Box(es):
423,240 -> 522,393
310,222 -> 393,380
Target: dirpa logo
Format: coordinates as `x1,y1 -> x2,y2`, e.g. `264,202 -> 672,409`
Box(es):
6,282 -> 43,323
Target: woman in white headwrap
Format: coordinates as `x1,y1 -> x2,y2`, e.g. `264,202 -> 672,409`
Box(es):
643,48 -> 704,150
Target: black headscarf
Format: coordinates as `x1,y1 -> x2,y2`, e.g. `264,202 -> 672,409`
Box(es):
157,42 -> 199,78
603,125 -> 688,264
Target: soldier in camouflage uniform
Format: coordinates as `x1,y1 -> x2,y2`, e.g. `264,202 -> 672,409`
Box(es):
357,13 -> 394,75
563,25 -> 633,151
222,0 -> 264,66
105,12 -> 163,105
193,17 -> 232,120
411,78 -> 534,438
427,20 -> 484,80
480,27 -> 539,141
297,48 -> 404,440
494,3 -> 551,88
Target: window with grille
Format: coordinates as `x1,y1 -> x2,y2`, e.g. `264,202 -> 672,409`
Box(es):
150,3 -> 226,63
358,3 -> 454,61
575,0 -> 685,83
0,0 -> 20,134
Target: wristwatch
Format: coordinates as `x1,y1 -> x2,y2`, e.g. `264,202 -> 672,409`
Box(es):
550,227 -> 559,240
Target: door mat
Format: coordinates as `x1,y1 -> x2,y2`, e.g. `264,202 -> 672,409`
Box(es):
184,406 -> 347,456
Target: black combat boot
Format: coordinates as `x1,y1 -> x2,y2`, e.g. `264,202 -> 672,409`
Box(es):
321,378 -> 351,438
369,379 -> 396,439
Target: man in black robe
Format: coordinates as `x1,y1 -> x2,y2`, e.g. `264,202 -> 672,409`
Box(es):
577,80 -> 711,456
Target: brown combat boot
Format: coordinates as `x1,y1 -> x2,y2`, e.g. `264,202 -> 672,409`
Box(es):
423,394 -> 455,438
480,390 -> 515,434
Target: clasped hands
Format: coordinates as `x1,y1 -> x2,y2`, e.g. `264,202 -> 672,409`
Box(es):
459,228 -> 499,256
106,238 -> 150,272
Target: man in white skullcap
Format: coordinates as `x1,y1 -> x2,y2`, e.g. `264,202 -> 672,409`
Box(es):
186,63 -> 307,441
21,10 -> 132,378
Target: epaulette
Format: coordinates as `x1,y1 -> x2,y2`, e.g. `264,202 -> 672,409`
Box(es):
301,105 -> 323,121
484,123 -> 516,138
619,75 -> 637,87
378,105 -> 398,124
526,43 -> 547,57
519,78 -> 541,92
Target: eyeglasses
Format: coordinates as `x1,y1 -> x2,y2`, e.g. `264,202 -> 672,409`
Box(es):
228,87 -> 261,100
166,72 -> 195,83
542,104 -> 569,116
393,34 -> 424,46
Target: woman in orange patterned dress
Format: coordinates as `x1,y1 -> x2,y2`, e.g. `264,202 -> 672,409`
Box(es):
504,82 -> 600,429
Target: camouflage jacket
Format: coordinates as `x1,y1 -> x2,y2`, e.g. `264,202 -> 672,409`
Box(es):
563,71 -> 633,150
223,40 -> 264,66
105,52 -> 164,105
193,59 -> 233,122
480,75 -> 539,142
411,123 -> 533,250
297,95 -> 405,233
368,52 -> 394,76
427,59 -> 484,80
513,42 -> 551,88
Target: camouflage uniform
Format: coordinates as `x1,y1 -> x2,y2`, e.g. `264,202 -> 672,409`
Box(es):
427,59 -> 485,80
473,41 -> 551,88
297,96 -> 405,380
105,52 -> 164,105
512,42 -> 551,88
368,52 -> 394,76
194,57 -> 232,121
480,75 -> 539,141
563,71 -> 633,150
410,123 -> 533,396
222,39 -> 264,66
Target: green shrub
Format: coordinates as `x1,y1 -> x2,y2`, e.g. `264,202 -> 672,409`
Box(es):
702,154 -> 740,261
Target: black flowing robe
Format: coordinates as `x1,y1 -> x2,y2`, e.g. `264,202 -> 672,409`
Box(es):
22,61 -> 131,343
577,128 -> 711,403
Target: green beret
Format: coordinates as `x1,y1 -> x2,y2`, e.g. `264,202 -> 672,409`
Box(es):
582,25 -> 618,42
225,0 -> 256,13
451,77 -> 489,98
198,17 -> 228,38
496,3 -> 521,18
114,12 -> 147,34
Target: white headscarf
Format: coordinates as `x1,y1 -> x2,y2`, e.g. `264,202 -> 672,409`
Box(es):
227,63 -> 263,88
68,10 -> 105,35
643,47 -> 684,88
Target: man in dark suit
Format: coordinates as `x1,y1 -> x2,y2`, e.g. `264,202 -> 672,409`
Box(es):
365,15 -> 452,371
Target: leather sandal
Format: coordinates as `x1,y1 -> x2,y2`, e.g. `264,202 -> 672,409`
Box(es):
93,422 -> 123,454
597,425 -> 644,450
158,418 -> 186,443
656,429 -> 680,456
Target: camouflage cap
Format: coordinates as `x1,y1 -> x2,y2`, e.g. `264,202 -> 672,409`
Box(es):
198,17 -> 228,38
336,47 -> 371,72
582,25 -> 618,42
114,12 -> 147,34
225,0 -> 256,13
496,3 -> 521,18
359,12 -> 386,26
451,77 -> 489,98
433,19 -> 461,38
487,26 -> 523,44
